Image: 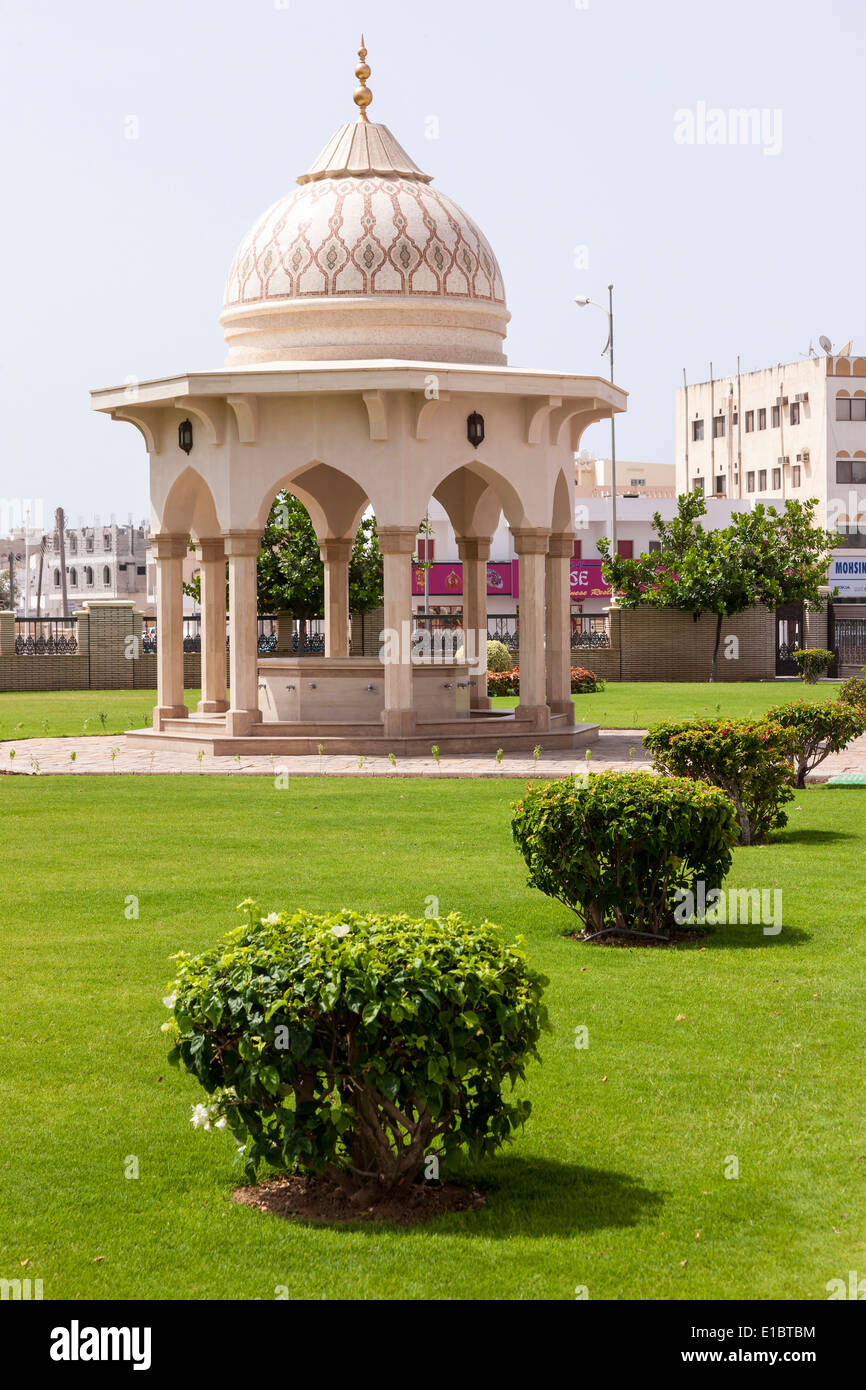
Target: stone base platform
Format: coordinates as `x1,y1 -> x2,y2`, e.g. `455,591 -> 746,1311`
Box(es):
125,711 -> 599,757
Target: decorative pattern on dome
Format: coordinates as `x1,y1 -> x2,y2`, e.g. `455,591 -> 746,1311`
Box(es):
223,177 -> 506,307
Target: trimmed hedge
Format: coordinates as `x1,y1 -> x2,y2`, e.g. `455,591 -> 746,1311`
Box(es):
839,672 -> 866,712
768,698 -> 866,786
485,640 -> 514,673
166,905 -> 548,1202
793,648 -> 834,683
644,717 -> 794,845
511,771 -> 738,939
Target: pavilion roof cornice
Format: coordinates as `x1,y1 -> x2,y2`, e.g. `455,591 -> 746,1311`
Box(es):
91,363 -> 627,414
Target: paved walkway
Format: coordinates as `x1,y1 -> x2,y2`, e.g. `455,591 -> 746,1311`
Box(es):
2,731 -> 865,780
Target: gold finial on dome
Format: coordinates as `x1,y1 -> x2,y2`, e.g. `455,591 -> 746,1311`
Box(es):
354,34 -> 373,122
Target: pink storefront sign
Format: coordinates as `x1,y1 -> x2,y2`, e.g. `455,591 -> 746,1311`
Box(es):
412,561 -> 514,597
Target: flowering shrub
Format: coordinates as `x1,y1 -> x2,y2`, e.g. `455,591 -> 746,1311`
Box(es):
571,666 -> 604,694
485,640 -> 514,673
793,648 -> 834,683
767,699 -> 866,787
511,772 -> 738,938
839,671 -> 866,712
486,666 -> 603,697
165,904 -> 548,1205
486,668 -> 520,697
643,718 -> 794,845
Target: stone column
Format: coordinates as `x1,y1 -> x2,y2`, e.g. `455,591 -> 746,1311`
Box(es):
196,538 -> 228,714
224,531 -> 262,737
457,535 -> 492,710
513,528 -> 550,729
546,533 -> 576,723
321,538 -> 352,658
151,534 -> 189,731
378,526 -> 417,739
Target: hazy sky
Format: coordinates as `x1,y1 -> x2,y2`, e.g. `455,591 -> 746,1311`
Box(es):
2,0 -> 864,525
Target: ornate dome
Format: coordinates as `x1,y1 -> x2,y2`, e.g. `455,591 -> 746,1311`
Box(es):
221,42 -> 509,367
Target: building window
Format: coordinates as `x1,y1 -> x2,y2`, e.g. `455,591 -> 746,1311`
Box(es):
758,409 -> 767,430
416,537 -> 435,562
714,475 -> 726,495
85,566 -> 94,586
629,477 -> 646,487
617,540 -> 634,558
136,565 -> 146,576
54,569 -> 60,586
732,410 -> 738,425
692,419 -> 704,441
572,540 -> 582,559
693,477 -> 704,495
745,410 -> 754,432
68,536 -> 77,554
103,566 -> 111,585
772,467 -> 782,490
746,471 -> 755,492
758,469 -> 767,491
789,402 -> 800,425
104,532 -> 112,550
791,465 -> 801,487
771,405 -> 780,427
712,416 -> 725,438
836,523 -> 866,549
854,398 -> 866,421
70,567 -> 78,586
837,396 -> 850,420
648,540 -> 662,553
837,458 -> 866,484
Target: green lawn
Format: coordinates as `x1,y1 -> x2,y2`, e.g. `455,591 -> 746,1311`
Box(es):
496,680 -> 839,727
0,680 -> 840,740
0,775 -> 862,1300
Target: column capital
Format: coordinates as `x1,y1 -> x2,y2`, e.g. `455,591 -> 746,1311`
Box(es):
223,530 -> 262,558
150,533 -> 190,560
377,526 -> 419,556
195,537 -> 226,563
456,536 -> 492,562
512,528 -> 551,556
319,538 -> 353,564
547,532 -> 576,559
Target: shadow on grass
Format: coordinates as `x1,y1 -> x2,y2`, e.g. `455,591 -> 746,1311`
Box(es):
425,1155 -> 665,1238
773,828 -> 858,846
679,925 -> 812,951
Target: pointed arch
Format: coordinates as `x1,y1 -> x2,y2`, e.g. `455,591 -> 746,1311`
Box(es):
159,466 -> 221,539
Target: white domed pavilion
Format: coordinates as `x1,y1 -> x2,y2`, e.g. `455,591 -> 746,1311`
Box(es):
91,40 -> 626,755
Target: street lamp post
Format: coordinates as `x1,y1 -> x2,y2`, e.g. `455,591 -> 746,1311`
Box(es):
575,285 -> 617,556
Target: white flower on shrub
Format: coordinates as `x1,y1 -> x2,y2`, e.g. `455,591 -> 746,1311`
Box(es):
262,912 -> 280,925
214,1116 -> 227,1130
162,994 -> 176,1008
330,923 -> 350,938
190,1103 -> 212,1130
160,1020 -> 174,1033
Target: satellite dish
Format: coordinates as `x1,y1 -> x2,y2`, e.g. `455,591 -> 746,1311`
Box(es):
819,335 -> 833,354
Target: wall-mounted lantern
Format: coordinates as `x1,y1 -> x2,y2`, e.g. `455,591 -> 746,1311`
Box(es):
467,411 -> 485,449
178,419 -> 194,454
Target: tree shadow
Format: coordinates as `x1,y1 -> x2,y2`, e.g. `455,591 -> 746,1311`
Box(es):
774,828 -> 857,846
422,1155 -> 665,1238
675,925 -> 812,951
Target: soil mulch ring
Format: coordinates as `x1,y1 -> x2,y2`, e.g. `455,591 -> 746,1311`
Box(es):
567,926 -> 712,948
234,1175 -> 485,1227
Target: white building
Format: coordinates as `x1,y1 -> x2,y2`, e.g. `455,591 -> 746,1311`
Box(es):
35,522 -> 149,616
675,353 -> 866,598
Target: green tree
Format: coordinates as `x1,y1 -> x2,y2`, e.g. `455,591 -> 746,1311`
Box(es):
598,494 -> 837,681
257,492 -> 383,619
